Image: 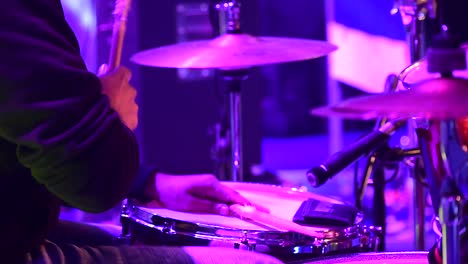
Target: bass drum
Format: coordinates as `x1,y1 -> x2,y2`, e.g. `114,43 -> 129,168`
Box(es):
121,182 -> 381,263
290,251 -> 429,264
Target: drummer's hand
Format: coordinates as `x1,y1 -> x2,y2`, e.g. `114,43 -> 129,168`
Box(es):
144,173 -> 269,215
99,65 -> 138,131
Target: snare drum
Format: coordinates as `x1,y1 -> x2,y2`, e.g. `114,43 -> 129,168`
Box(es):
121,182 -> 380,262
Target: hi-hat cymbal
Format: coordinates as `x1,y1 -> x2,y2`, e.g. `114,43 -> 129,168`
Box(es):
131,33 -> 337,69
311,77 -> 468,120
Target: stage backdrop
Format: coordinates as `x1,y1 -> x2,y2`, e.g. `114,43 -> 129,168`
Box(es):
327,0 -> 408,94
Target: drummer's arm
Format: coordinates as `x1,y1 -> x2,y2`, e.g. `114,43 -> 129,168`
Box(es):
0,1 -> 139,212
128,165 -> 159,203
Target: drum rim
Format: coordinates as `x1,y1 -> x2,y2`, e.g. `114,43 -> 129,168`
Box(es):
127,204 -> 380,255
125,182 -> 379,255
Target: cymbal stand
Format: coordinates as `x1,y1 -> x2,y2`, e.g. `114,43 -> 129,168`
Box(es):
353,74 -> 398,251
398,2 -> 436,249
397,1 -> 436,251
421,23 -> 468,260
354,136 -> 421,252
355,0 -> 435,248
213,0 -> 246,182
439,178 -> 462,264
209,0 -> 230,181
393,0 -> 436,63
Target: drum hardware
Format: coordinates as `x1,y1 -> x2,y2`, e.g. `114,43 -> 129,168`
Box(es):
393,0 -> 435,249
118,199 -> 133,245
432,216 -> 443,239
417,27 -> 467,263
439,180 -> 462,264
353,142 -> 421,251
355,74 -> 400,252
289,251 -> 430,264
392,0 -> 436,62
235,231 -> 256,251
234,242 -> 257,251
355,146 -> 422,210
120,182 -> 381,262
216,1 -> 244,182
209,1 -> 231,182
354,75 -> 398,214
417,119 -> 468,264
131,0 -> 336,182
313,25 -> 468,261
306,114 -> 411,251
122,204 -> 381,259
210,121 -> 231,181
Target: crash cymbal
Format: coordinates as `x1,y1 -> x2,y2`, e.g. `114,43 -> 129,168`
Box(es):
311,77 -> 468,120
131,33 -> 337,69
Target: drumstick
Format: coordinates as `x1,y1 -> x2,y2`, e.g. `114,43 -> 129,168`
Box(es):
230,204 -> 323,238
108,0 -> 132,71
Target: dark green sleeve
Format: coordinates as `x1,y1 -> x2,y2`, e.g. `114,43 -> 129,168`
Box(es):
0,1 -> 139,212
129,165 -> 158,203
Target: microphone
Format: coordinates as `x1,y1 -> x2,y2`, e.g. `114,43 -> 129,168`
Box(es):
307,119 -> 406,187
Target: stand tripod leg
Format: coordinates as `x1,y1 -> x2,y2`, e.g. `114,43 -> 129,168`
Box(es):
414,164 -> 427,250
440,196 -> 461,264
373,165 -> 387,251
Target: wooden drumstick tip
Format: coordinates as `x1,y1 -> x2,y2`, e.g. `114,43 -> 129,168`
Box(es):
108,0 -> 132,70
113,0 -> 132,20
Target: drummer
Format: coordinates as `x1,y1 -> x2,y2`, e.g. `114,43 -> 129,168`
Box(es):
0,1 -> 282,263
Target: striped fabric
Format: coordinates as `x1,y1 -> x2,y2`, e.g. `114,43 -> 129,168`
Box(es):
327,0 -> 411,93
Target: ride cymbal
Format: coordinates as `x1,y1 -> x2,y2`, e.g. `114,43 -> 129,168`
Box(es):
131,33 -> 337,69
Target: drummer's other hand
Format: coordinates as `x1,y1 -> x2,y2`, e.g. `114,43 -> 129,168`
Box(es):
144,173 -> 270,215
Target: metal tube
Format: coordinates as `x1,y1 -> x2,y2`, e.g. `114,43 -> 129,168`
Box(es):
439,196 -> 461,264
229,90 -> 243,182
399,2 -> 431,250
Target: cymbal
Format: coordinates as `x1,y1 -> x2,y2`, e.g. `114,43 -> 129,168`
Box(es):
131,33 -> 337,69
311,77 -> 468,120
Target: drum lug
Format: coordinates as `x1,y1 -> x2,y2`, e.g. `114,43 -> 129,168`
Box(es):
314,239 -> 329,254
120,199 -> 131,236
234,232 -> 256,251
118,199 -> 135,245
162,221 -> 176,234
246,243 -> 256,251
361,225 -> 382,252
234,241 -> 256,251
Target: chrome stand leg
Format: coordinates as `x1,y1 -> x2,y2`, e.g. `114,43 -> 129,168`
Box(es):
221,70 -> 247,182
414,169 -> 427,250
394,0 -> 435,250
440,195 -> 461,264
229,89 -> 243,182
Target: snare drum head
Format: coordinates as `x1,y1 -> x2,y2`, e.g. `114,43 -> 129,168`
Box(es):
128,182 -> 375,259
139,182 -> 359,233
